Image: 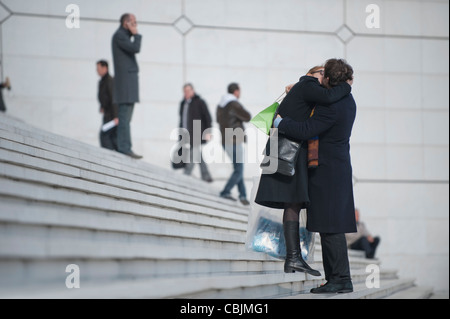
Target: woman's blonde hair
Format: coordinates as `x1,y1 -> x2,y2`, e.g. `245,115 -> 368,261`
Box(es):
307,65 -> 324,75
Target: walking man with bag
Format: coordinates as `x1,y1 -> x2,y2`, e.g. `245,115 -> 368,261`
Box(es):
217,83 -> 252,206
179,83 -> 214,183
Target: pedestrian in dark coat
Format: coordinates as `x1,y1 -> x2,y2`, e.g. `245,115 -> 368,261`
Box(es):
217,83 -> 252,206
0,85 -> 7,113
179,83 -> 213,182
275,59 -> 357,294
112,13 -> 143,159
97,60 -> 118,151
0,77 -> 11,113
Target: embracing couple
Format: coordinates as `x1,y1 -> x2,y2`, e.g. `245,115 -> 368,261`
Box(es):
255,59 -> 357,294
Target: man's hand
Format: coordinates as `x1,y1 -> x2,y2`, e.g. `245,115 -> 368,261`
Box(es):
127,22 -> 138,35
114,118 -> 119,126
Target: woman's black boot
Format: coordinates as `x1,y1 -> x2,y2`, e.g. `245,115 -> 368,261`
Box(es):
283,221 -> 321,277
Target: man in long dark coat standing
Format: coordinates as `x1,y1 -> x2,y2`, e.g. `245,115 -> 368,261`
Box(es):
112,13 -> 143,159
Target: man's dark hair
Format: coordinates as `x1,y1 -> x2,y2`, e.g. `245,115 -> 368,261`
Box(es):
120,13 -> 131,25
228,83 -> 240,94
324,59 -> 354,87
97,60 -> 109,69
183,83 -> 194,90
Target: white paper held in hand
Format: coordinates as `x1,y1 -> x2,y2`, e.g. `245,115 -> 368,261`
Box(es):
102,120 -> 117,132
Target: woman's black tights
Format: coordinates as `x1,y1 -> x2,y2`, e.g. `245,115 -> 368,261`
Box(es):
283,203 -> 303,223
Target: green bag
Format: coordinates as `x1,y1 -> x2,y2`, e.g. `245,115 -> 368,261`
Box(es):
250,92 -> 286,135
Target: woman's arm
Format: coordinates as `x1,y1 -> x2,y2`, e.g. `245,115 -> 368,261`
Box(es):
276,104 -> 337,140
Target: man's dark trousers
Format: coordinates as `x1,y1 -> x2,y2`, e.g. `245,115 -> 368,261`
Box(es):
118,103 -> 135,155
320,233 -> 352,283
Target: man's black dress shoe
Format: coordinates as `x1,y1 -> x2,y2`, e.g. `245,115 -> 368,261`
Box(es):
310,281 -> 354,294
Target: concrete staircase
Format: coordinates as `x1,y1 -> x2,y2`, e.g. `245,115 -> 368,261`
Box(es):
0,113 -> 432,299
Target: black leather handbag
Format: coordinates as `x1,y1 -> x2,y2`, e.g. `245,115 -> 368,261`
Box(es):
260,129 -> 302,176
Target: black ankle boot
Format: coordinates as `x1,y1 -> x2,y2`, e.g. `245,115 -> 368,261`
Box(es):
283,221 -> 321,277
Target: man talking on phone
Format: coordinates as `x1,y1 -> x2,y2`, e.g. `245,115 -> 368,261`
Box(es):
112,13 -> 143,159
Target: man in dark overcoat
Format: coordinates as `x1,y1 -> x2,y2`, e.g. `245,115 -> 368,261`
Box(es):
112,13 -> 143,159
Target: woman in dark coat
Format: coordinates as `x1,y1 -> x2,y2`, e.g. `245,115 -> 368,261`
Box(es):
255,66 -> 351,277
275,59 -> 357,294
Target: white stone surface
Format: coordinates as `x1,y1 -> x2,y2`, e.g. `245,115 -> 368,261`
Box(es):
423,111 -> 450,146
352,108 -> 387,144
422,75 -> 449,111
185,0 -> 344,33
0,0 -> 448,293
0,5 -> 10,25
2,0 -> 183,24
346,0 -> 449,37
423,146 -> 449,181
351,145 -> 388,180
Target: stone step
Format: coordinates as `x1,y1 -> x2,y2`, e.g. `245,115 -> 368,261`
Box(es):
0,193 -> 376,265
0,216 -> 370,276
0,177 -> 246,233
429,291 -> 449,299
385,286 -> 434,299
0,267 -> 399,299
0,272 -> 310,299
282,278 -> 416,299
0,202 -> 245,258
0,229 -> 388,295
0,255 -> 283,289
0,113 -> 416,299
333,278 -> 416,299
178,268 -> 398,299
0,133 -> 249,218
0,115 -> 243,209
